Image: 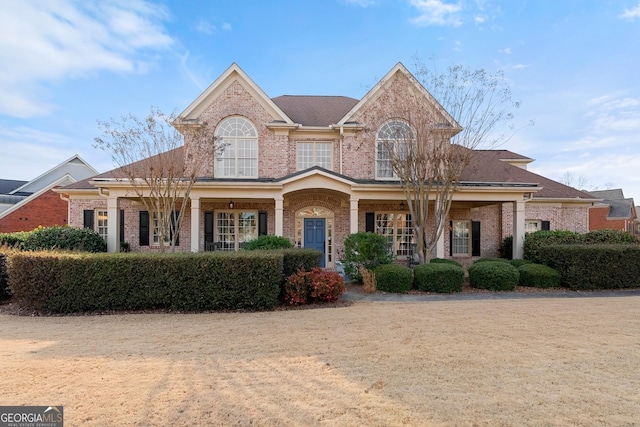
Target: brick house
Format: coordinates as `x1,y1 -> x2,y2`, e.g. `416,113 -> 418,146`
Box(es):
587,189 -> 638,234
58,63 -> 595,265
0,155 -> 98,233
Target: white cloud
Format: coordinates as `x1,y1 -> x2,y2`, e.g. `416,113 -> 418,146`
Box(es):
344,0 -> 377,6
409,0 -> 462,27
620,3 -> 640,19
500,47 -> 512,55
0,0 -> 173,118
222,22 -> 232,31
195,20 -> 215,35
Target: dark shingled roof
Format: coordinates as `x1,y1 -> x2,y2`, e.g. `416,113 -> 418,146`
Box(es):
0,179 -> 28,195
271,95 -> 359,127
588,189 -> 635,218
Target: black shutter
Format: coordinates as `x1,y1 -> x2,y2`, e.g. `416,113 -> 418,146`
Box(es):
139,211 -> 149,246
541,220 -> 551,231
471,221 -> 481,257
258,211 -> 268,236
171,211 -> 179,246
204,211 -> 214,243
83,210 -> 94,230
119,210 -> 125,242
449,221 -> 453,256
365,212 -> 375,233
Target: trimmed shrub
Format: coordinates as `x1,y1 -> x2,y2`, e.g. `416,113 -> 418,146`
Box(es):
498,235 -> 513,259
429,258 -> 463,268
509,259 -> 533,268
283,268 -> 345,305
538,244 -> 640,290
518,263 -> 561,288
0,231 -> 29,250
524,230 -> 582,264
244,235 -> 293,250
22,226 -> 107,252
414,263 -> 464,293
582,229 -> 639,244
342,232 -> 393,282
0,252 -> 9,299
373,263 -> 413,293
281,249 -> 322,278
468,261 -> 519,291
8,251 -> 283,313
473,257 -> 510,264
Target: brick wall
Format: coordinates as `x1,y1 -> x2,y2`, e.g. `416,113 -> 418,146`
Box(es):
588,206 -> 627,231
0,188 -> 68,233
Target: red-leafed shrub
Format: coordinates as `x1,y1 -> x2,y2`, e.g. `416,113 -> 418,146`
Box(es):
284,268 -> 345,305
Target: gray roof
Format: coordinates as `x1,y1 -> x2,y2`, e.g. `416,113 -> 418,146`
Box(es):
271,95 -> 359,127
0,179 -> 28,195
588,189 -> 635,218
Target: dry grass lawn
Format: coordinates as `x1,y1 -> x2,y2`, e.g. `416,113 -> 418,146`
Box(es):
2,296 -> 640,426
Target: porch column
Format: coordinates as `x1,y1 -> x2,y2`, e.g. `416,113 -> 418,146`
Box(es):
350,198 -> 359,234
512,200 -> 525,259
106,196 -> 120,253
190,196 -> 200,252
275,196 -> 284,236
435,229 -> 445,259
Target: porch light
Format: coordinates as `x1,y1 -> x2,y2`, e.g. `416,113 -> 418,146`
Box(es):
229,200 -> 234,209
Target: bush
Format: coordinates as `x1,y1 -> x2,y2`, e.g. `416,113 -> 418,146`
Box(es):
373,264 -> 413,293
0,231 -> 29,250
281,248 -> 322,278
341,232 -> 393,282
429,258 -> 463,268
582,229 -> 639,244
518,263 -> 561,288
414,263 -> 464,293
468,261 -> 519,291
473,257 -> 510,264
509,259 -> 533,268
283,268 -> 345,305
0,252 -> 9,299
243,235 -> 293,250
22,226 -> 107,252
537,244 -> 640,290
8,251 -> 283,313
498,235 -> 513,259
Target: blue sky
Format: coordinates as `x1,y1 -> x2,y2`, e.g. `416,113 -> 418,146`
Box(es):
1,0 -> 639,203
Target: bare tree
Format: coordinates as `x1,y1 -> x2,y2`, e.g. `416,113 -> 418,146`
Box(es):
560,171 -> 590,190
94,107 -> 214,252
372,62 -> 521,263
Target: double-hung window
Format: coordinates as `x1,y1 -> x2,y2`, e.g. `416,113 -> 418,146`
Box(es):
297,142 -> 332,170
375,213 -> 413,256
215,117 -> 258,178
216,211 -> 257,251
96,210 -> 108,240
451,220 -> 470,256
152,212 -> 170,245
376,120 -> 414,179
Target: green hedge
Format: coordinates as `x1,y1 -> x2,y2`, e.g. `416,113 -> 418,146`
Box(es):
280,249 -> 322,278
9,251 -> 283,313
509,259 -> 533,268
373,264 -> 413,293
518,263 -> 561,288
468,261 -> 519,291
243,235 -> 293,250
537,244 -> 640,290
21,226 -> 107,252
0,252 -> 9,299
0,231 -> 29,249
429,258 -> 463,268
414,263 -> 464,293
473,257 -> 510,264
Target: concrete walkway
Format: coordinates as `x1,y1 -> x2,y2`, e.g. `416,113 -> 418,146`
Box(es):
342,288 -> 640,302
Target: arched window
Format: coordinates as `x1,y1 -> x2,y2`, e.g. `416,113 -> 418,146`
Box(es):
376,120 -> 414,179
215,116 -> 258,178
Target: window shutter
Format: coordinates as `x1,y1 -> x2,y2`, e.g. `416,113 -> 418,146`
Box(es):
83,210 -> 94,230
541,220 -> 551,231
204,211 -> 214,243
471,221 -> 481,257
139,211 -> 149,246
119,210 -> 125,242
171,211 -> 179,246
258,211 -> 268,236
365,212 -> 375,233
449,221 -> 453,257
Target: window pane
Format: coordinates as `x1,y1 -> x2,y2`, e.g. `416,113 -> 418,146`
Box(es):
452,221 -> 470,255
215,118 -> 257,178
96,210 -> 108,240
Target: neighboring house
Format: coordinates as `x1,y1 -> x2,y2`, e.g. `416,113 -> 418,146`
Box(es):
587,189 -> 638,234
0,155 -> 98,233
58,63 -> 595,265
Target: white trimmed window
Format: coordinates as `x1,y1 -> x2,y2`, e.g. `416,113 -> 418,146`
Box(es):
152,212 -> 170,245
96,210 -> 108,240
451,220 -> 470,255
216,211 -> 257,251
375,213 -> 413,257
376,120 -> 414,179
215,117 -> 258,178
297,142 -> 332,170
525,220 -> 541,234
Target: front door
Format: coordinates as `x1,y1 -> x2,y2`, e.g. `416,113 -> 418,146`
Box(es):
304,218 -> 326,267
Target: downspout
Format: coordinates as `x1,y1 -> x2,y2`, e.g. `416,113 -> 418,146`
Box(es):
59,193 -> 71,226
339,126 -> 344,175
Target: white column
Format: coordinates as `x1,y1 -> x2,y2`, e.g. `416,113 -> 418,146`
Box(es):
350,198 -> 359,234
106,196 -> 120,253
190,196 -> 200,252
512,200 -> 525,259
435,229 -> 445,259
275,196 -> 284,236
